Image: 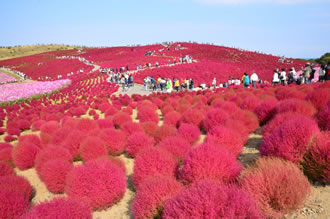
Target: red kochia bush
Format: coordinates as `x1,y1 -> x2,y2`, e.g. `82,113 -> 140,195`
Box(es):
176,123 -> 201,144
164,111 -> 181,127
275,98 -> 317,117
112,112 -> 132,128
317,102 -> 330,131
65,159 -> 127,210
132,176 -> 183,219
157,136 -> 192,161
240,157 -> 311,218
61,130 -> 85,158
121,121 -> 143,135
204,125 -> 243,157
180,108 -> 205,128
0,175 -> 33,199
202,108 -> 229,132
260,115 -> 320,163
79,137 -> 108,162
0,146 -> 13,166
133,147 -> 178,188
302,132 -> 330,183
142,121 -> 158,136
0,189 -> 29,219
230,109 -> 259,133
305,88 -> 330,110
137,106 -> 160,124
126,132 -> 155,158
179,144 -> 242,185
96,119 -> 114,129
4,135 -> 17,142
35,146 -> 73,176
239,95 -> 260,112
153,124 -> 177,144
254,98 -> 278,125
99,129 -> 126,155
163,180 -> 261,219
21,197 -> 92,219
0,161 -> 15,176
32,120 -> 46,132
40,121 -> 60,144
261,112 -> 295,137
40,159 -> 73,193
12,141 -> 41,170
76,118 -> 99,133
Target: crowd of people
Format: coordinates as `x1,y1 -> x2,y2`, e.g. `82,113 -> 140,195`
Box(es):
106,72 -> 134,91
143,76 -> 194,92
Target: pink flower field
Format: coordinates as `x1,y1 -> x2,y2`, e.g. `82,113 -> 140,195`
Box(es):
0,72 -> 16,83
0,79 -> 71,102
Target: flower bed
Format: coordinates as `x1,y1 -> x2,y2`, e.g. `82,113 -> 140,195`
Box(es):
0,79 -> 71,102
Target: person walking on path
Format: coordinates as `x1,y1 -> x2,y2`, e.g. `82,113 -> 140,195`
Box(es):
250,71 -> 258,88
212,78 -> 217,89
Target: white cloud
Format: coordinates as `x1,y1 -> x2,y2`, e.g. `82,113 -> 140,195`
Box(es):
194,0 -> 329,5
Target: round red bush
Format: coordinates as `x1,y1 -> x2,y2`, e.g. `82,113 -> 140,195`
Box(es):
0,147 -> 13,166
96,119 -> 114,129
12,141 -> 41,170
163,180 -> 261,219
0,189 -> 29,219
133,147 -> 178,188
61,130 -> 85,158
99,129 -> 126,155
50,127 -> 71,145
79,136 -> 108,162
164,111 -> 181,127
4,135 -> 17,142
40,159 -> 73,194
240,157 -> 311,218
239,95 -> 260,112
121,121 -> 143,135
35,146 -> 73,177
137,106 -> 160,124
317,102 -> 330,131
179,143 -> 242,185
161,105 -> 174,116
230,109 -> 259,133
132,176 -> 183,219
157,136 -> 192,161
204,125 -> 243,157
224,118 -> 249,144
65,159 -> 127,210
275,98 -> 317,117
76,118 -> 99,133
202,108 -> 229,132
305,88 -> 330,110
31,120 -> 46,131
126,132 -> 155,158
254,98 -> 278,125
302,132 -> 330,183
180,108 -> 205,128
262,112 -> 295,137
176,123 -> 200,144
260,115 -> 320,163
0,175 -> 33,199
40,121 -> 60,144
142,121 -> 158,136
0,161 -> 15,176
21,197 -> 92,219
18,134 -> 42,148
154,124 -> 177,144
0,127 -> 5,135
113,112 -> 132,128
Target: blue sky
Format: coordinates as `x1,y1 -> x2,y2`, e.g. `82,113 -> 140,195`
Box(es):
1,0 -> 329,58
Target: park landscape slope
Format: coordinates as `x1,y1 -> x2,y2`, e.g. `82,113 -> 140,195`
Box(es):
0,42 -> 329,219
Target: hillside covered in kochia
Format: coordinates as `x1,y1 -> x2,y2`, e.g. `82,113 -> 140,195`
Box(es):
0,42 -> 307,84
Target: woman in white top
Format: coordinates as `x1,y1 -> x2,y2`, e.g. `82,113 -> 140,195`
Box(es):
280,69 -> 286,86
272,70 -> 280,86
